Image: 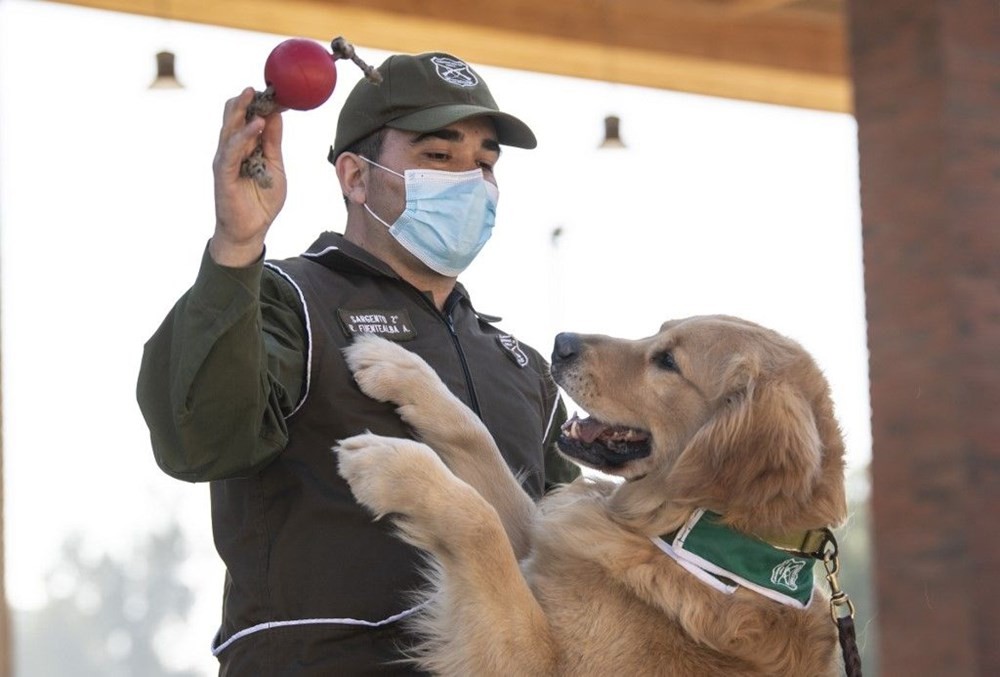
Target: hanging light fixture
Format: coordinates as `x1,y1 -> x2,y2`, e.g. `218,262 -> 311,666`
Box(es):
599,114 -> 625,149
597,1 -> 625,150
148,0 -> 182,89
150,50 -> 183,89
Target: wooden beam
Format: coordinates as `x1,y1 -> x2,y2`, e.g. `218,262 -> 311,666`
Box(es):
46,0 -> 851,111
700,0 -> 802,15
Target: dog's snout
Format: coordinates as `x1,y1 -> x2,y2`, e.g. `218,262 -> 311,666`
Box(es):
552,333 -> 582,364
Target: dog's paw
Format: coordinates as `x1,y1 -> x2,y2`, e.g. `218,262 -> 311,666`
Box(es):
335,433 -> 447,518
343,335 -> 442,405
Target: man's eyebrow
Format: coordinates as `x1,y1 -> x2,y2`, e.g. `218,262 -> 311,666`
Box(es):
412,129 -> 462,145
411,129 -> 501,154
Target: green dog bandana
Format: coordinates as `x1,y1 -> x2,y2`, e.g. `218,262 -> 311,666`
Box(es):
652,509 -> 815,608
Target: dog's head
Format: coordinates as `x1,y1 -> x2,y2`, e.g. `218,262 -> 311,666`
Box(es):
550,315 -> 847,536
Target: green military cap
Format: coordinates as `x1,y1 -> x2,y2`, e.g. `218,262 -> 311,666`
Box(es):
328,52 -> 537,163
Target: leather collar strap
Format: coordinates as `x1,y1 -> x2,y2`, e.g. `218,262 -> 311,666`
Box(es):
765,528 -> 830,558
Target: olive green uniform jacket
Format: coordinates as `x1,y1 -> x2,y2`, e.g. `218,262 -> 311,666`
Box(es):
137,232 -> 578,675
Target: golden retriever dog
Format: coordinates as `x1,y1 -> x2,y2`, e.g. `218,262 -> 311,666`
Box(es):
336,315 -> 848,676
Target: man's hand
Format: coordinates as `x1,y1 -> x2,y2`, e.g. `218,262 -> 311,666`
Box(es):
209,87 -> 287,267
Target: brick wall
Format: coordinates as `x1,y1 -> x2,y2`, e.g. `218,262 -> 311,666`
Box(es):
847,0 -> 1000,674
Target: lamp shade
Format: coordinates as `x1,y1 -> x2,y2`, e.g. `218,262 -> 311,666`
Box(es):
150,50 -> 182,89
599,114 -> 625,149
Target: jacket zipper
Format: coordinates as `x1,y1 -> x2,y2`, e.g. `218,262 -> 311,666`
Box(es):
444,293 -> 482,416
412,288 -> 483,417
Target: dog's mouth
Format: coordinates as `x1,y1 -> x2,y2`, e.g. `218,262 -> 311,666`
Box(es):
558,412 -> 652,469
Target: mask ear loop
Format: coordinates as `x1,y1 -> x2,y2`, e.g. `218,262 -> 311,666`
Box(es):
363,203 -> 394,230
357,155 -> 405,230
358,155 -> 405,179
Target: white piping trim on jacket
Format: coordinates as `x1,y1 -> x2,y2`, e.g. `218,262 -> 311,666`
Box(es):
543,394 -> 561,444
263,262 -> 312,417
301,245 -> 340,260
211,603 -> 427,656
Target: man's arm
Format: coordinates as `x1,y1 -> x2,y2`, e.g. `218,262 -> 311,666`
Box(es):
137,87 -> 300,481
136,246 -> 306,481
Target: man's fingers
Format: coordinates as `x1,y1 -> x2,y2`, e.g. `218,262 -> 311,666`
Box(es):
232,87 -> 256,121
219,88 -> 254,132
214,117 -> 264,181
260,112 -> 284,166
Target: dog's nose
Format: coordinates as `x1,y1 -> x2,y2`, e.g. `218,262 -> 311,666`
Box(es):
552,332 -> 582,364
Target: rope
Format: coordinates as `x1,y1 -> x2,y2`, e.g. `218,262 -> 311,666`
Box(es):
837,615 -> 863,677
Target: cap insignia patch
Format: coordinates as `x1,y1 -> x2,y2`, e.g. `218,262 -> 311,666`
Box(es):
431,56 -> 478,88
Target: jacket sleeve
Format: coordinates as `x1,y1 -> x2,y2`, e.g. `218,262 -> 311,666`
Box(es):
136,245 -> 307,482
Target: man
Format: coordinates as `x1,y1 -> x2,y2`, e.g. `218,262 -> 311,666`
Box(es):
137,51 -> 578,675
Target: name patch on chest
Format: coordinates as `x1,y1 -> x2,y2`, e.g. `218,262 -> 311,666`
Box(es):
337,309 -> 416,341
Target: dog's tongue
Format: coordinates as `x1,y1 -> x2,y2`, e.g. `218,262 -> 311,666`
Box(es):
563,413 -> 611,444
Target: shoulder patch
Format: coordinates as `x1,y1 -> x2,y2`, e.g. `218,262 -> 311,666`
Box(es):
337,308 -> 416,341
496,333 -> 529,368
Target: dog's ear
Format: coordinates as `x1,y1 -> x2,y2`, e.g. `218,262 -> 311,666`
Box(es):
670,371 -> 826,533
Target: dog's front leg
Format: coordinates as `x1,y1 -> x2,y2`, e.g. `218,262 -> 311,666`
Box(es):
336,433 -> 559,677
344,335 -> 537,558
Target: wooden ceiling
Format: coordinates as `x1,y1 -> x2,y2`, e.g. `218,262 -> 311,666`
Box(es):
50,0 -> 850,112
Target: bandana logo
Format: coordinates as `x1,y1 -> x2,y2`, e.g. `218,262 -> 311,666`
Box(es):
497,334 -> 529,368
431,56 -> 479,88
770,558 -> 808,592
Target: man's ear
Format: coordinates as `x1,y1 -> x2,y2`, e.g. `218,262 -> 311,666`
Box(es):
336,152 -> 369,206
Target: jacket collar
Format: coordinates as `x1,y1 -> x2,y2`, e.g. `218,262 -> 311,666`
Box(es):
299,232 -> 491,316
301,232 -> 399,279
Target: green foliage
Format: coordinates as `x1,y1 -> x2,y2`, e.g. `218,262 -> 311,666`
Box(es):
14,524 -> 201,677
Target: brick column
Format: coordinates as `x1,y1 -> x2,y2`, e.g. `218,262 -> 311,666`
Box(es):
846,0 -> 1000,674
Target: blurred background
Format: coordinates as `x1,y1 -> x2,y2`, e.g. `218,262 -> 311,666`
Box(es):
2,0 -> 995,675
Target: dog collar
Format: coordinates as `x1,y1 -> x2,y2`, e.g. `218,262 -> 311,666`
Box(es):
652,509 -> 822,609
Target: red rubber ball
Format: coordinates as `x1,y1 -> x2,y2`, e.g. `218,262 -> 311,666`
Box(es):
264,39 -> 337,111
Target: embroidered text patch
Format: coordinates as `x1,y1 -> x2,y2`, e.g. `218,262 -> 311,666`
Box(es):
337,309 -> 416,341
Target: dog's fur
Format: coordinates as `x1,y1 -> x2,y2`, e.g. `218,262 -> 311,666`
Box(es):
336,315 -> 847,676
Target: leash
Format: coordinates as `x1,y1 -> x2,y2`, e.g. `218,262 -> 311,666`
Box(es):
817,529 -> 863,677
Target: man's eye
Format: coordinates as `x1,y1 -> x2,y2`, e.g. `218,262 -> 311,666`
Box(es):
478,161 -> 494,172
425,152 -> 450,161
653,351 -> 679,373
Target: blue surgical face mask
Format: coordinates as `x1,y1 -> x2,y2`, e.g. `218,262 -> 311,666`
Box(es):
360,156 -> 499,277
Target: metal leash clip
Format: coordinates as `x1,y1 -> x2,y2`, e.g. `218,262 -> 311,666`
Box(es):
818,528 -> 862,677
820,529 -> 857,623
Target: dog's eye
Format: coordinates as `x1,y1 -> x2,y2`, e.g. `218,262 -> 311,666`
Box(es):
653,351 -> 679,373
